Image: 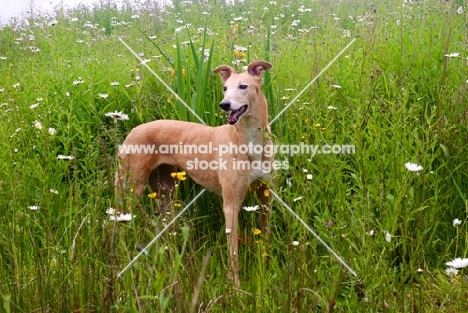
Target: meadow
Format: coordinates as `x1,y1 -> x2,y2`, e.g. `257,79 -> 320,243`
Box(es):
0,0 -> 467,311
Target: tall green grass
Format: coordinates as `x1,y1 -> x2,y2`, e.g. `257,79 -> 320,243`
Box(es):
0,0 -> 467,311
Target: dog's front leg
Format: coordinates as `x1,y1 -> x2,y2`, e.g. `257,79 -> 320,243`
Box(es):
222,185 -> 247,287
224,204 -> 240,286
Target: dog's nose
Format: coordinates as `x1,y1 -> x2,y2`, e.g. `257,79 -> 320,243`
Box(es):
219,101 -> 231,111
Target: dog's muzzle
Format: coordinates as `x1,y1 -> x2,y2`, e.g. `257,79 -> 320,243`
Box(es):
219,101 -> 248,125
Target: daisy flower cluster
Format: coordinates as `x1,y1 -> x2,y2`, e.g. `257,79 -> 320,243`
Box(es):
445,257 -> 468,282
106,208 -> 134,222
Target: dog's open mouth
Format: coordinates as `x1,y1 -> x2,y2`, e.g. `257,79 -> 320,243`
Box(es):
226,105 -> 248,125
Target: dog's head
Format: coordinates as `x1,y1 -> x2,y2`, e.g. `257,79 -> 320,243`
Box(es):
213,60 -> 272,125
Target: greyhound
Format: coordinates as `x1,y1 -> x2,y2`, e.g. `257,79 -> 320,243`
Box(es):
116,60 -> 274,286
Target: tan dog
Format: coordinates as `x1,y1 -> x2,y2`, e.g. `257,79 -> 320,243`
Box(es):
116,60 -> 274,286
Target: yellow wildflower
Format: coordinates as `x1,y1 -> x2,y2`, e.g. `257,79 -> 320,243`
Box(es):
230,23 -> 239,35
253,228 -> 262,235
262,252 -> 268,258
169,68 -> 176,79
177,171 -> 187,181
171,171 -> 187,181
314,123 -> 321,128
264,189 -> 269,197
148,192 -> 157,199
234,49 -> 246,59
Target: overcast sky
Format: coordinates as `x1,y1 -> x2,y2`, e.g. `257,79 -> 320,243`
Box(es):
1,0 -> 100,23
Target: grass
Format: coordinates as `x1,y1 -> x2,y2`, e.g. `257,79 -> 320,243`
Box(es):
0,0 -> 467,311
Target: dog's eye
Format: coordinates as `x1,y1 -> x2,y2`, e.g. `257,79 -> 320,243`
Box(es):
222,86 -> 227,92
239,84 -> 248,90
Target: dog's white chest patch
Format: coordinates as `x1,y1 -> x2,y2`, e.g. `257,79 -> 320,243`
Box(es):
248,169 -> 270,185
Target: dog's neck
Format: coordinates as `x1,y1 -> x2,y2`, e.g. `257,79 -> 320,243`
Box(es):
233,93 -> 270,161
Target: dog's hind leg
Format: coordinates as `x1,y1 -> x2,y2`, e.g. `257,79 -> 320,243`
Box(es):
115,154 -> 156,212
148,164 -> 178,212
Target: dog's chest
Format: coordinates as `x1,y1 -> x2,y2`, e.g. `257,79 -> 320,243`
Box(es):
247,129 -> 271,183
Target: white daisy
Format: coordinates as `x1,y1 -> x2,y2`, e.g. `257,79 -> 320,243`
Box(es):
446,257 -> 468,269
110,81 -> 119,86
292,241 -> 300,246
327,105 -> 337,110
405,162 -> 423,172
106,208 -> 117,215
73,77 -> 84,85
243,205 -> 260,212
385,232 -> 392,243
28,205 -> 40,211
33,120 -> 43,130
29,103 -> 39,109
104,111 -> 129,121
48,128 -> 56,135
233,45 -> 247,52
444,52 -> 459,58
306,174 -> 313,181
109,213 -> 133,222
291,20 -> 300,27
445,267 -> 459,276
232,59 -> 246,66
98,93 -> 109,99
453,218 -> 462,227
57,155 -> 75,160
49,189 -> 59,194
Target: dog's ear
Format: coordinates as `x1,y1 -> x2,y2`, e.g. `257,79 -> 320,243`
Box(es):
247,61 -> 272,78
213,65 -> 236,83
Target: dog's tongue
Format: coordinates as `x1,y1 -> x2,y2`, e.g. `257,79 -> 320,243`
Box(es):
226,105 -> 247,125
227,111 -> 239,125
